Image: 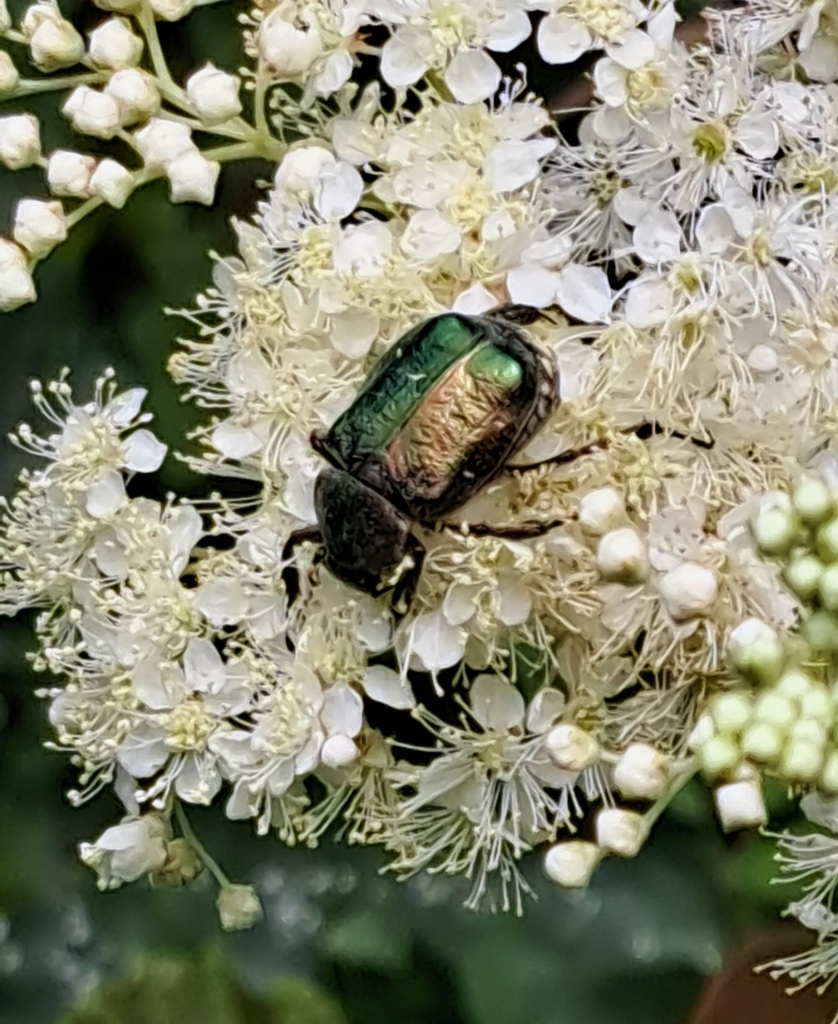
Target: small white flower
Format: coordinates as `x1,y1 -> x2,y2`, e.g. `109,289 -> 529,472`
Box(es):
0,238 -> 36,311
658,563 -> 718,621
167,150 -> 220,206
596,807 -> 646,857
543,841 -> 601,888
24,4 -> 84,71
13,199 -> 67,258
613,743 -> 670,801
106,68 -> 160,124
579,488 -> 625,535
135,118 -> 195,171
149,0 -> 194,21
259,7 -> 322,77
62,86 -> 121,138
90,158 -> 135,208
596,527 -> 649,583
216,884 -> 263,931
78,814 -> 168,889
0,52 -> 20,95
186,63 -> 242,125
714,780 -> 768,832
0,115 -> 40,170
87,17 -> 143,69
46,150 -> 96,198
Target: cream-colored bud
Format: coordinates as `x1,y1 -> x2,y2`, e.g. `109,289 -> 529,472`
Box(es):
817,518 -> 838,563
727,618 -> 785,684
167,149 -> 220,205
185,63 -> 242,125
0,52 -> 19,95
785,554 -> 824,602
0,114 -> 40,170
793,475 -> 832,524
543,841 -> 601,888
740,722 -> 783,763
321,733 -> 359,768
805,610 -> 838,652
790,718 -> 827,748
93,0 -> 139,13
711,692 -> 752,734
259,7 -> 323,76
596,527 -> 648,583
62,86 -> 121,138
579,487 -> 624,535
13,198 -> 67,257
27,9 -> 84,71
687,712 -> 715,752
753,690 -> 796,729
134,117 -> 193,170
149,0 -> 195,21
820,565 -> 838,612
0,0 -> 10,32
659,562 -> 718,621
595,808 -> 646,857
781,737 -> 824,780
697,734 -> 739,776
752,499 -> 797,556
775,669 -> 814,702
801,687 -> 834,727
90,158 -> 134,208
105,69 -> 160,124
715,780 -> 767,832
46,149 -> 96,197
216,884 -> 263,931
821,752 -> 838,793
544,723 -> 599,771
0,238 -> 36,311
613,743 -> 670,800
87,17 -> 143,70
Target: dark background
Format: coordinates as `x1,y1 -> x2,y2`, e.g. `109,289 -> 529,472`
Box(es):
0,2 -> 824,1021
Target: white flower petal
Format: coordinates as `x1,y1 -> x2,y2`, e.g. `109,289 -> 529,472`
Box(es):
632,208 -> 683,263
444,49 -> 501,104
451,283 -> 499,316
470,674 -> 525,733
363,664 -> 415,709
555,264 -> 612,322
183,637 -> 225,693
117,724 -> 169,777
122,428 -> 167,473
537,15 -> 591,64
486,8 -> 531,52
321,682 -> 364,738
175,753 -> 222,805
380,28 -> 431,87
314,160 -> 363,220
410,611 -> 465,672
86,470 -> 126,518
625,277 -> 673,329
485,138 -> 556,192
195,578 -> 249,626
506,264 -> 560,308
605,29 -> 655,69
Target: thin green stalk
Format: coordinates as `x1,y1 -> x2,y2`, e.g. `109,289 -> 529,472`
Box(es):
174,800 -> 231,889
3,72 -> 107,99
643,758 -> 699,834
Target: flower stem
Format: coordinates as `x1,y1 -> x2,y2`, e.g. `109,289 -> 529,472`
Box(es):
3,72 -> 107,99
174,800 -> 231,890
643,758 -> 699,834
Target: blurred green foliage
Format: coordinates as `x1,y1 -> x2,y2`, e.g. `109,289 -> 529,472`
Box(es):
0,2 -> 813,1022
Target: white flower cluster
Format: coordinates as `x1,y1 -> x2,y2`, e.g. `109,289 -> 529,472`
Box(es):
6,0 -> 838,1001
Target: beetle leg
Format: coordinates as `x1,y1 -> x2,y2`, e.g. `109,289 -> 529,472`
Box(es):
281,525 -> 323,607
391,534 -> 426,618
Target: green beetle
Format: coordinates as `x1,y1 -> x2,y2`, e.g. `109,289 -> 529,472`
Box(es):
286,312 -> 558,612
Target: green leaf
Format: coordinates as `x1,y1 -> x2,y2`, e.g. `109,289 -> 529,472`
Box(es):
319,905 -> 412,975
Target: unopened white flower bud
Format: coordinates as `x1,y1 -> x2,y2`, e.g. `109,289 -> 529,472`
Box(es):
790,718 -> 827,748
752,496 -> 798,556
543,841 -> 601,888
321,733 -> 358,768
596,527 -> 648,583
0,114 -> 40,170
801,687 -> 834,727
578,487 -> 624,535
0,0 -> 10,32
687,712 -> 715,752
259,7 -> 323,77
78,814 -> 168,889
0,52 -> 19,95
274,144 -> 335,194
805,610 -> 838,652
25,5 -> 84,71
87,17 -> 142,69
149,0 -> 195,21
595,808 -> 646,857
167,149 -> 220,205
817,518 -> 838,562
711,692 -> 752,733
793,475 -> 833,524
775,669 -> 814,702
106,68 -> 160,124
93,0 -> 139,13
613,743 -> 670,800
90,158 -> 134,208
13,198 -> 67,257
820,565 -> 838,611
216,884 -> 263,931
62,86 -> 120,138
698,734 -> 739,775
545,723 -> 599,771
785,554 -> 824,602
781,736 -> 824,780
741,722 -> 783,763
821,752 -> 838,792
134,117 -> 193,171
0,238 -> 36,311
659,562 -> 718,621
715,780 -> 767,832
186,63 -> 242,125
727,618 -> 785,683
753,690 -> 796,729
46,149 -> 96,197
